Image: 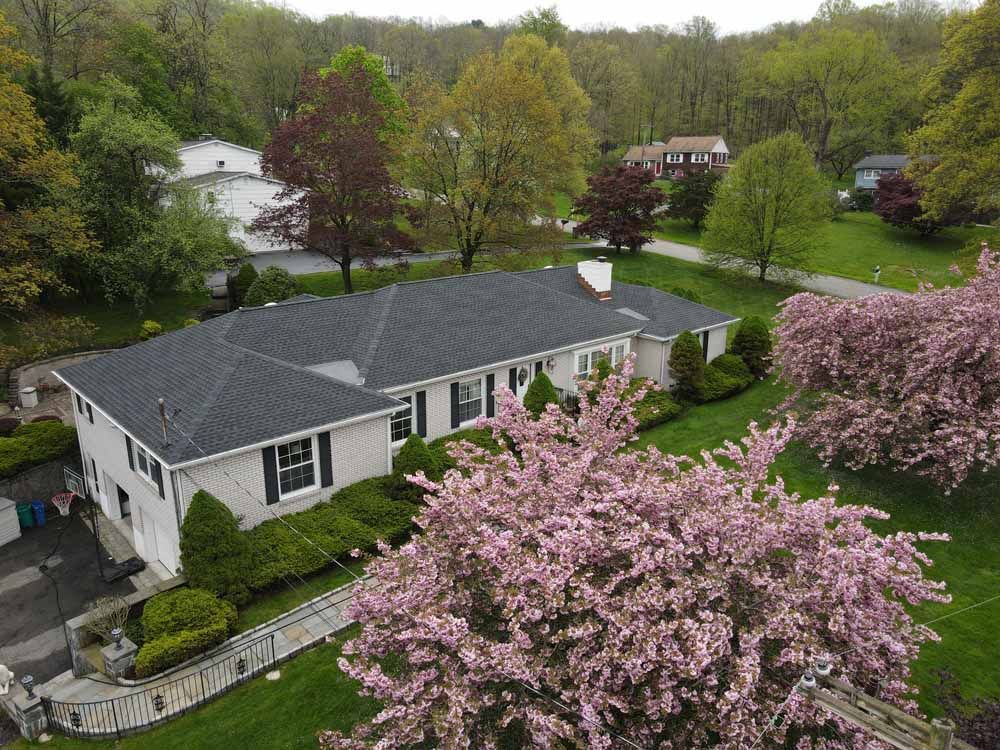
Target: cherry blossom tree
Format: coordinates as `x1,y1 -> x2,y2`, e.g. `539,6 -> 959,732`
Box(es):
775,243 -> 1000,490
320,358 -> 948,749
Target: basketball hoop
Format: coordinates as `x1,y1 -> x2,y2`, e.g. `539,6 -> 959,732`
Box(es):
51,492 -> 75,516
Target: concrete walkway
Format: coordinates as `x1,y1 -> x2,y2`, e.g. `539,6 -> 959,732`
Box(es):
40,575 -> 366,731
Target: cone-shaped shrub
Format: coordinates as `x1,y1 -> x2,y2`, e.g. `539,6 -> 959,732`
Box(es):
668,330 -> 705,402
731,316 -> 772,377
523,372 -> 558,417
179,491 -> 252,606
391,433 -> 436,502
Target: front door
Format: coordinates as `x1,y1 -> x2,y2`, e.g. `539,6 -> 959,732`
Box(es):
117,486 -> 131,517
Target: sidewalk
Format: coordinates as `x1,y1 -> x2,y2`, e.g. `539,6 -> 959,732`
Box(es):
41,576 -> 365,718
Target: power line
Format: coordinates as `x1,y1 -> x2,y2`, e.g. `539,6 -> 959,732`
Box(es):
164,410 -> 648,749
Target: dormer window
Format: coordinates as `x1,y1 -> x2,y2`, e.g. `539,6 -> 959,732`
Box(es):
216,159 -> 226,168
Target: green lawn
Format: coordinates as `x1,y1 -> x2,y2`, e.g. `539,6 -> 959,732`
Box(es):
10,632 -> 378,750
638,379 -> 1000,717
236,560 -> 367,632
654,211 -> 997,292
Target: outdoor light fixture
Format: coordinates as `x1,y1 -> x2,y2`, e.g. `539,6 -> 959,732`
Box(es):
70,710 -> 82,728
20,674 -> 34,699
111,628 -> 124,650
545,357 -> 556,373
517,367 -> 528,386
152,693 -> 165,712
236,657 -> 247,676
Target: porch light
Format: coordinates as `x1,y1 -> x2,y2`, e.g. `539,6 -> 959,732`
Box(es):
20,674 -> 34,699
152,693 -> 165,712
236,657 -> 247,676
545,357 -> 556,373
70,710 -> 82,728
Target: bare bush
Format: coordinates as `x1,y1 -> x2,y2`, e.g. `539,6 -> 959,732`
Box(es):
83,596 -> 130,644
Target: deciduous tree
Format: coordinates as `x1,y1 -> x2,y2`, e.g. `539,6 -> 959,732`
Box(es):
251,67 -> 406,294
874,172 -> 965,235
403,35 -> 591,272
573,165 -> 666,253
703,132 -> 830,281
667,168 -> 720,229
320,358 -> 948,749
775,244 -> 1000,489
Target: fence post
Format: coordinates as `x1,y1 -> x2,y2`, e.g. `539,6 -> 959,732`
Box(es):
199,669 -> 208,706
111,699 -> 121,739
930,718 -> 954,750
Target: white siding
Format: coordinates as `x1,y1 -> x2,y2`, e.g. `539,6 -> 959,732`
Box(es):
177,415 -> 390,529
70,390 -> 181,574
706,327 -> 728,361
632,337 -> 664,383
178,142 -> 261,178
201,175 -> 299,254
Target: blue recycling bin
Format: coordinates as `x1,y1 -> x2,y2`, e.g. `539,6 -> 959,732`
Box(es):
31,500 -> 46,527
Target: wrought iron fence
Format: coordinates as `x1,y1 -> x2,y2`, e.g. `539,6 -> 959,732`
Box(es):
42,634 -> 275,740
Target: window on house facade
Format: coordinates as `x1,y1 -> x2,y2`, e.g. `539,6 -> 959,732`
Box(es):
134,444 -> 158,486
458,378 -> 483,423
717,153 -> 728,164
691,152 -> 709,163
576,343 -> 628,375
666,153 -> 683,163
391,396 -> 413,443
864,168 -> 882,179
216,159 -> 226,168
276,437 -> 316,497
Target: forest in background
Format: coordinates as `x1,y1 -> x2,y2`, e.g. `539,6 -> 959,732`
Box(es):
0,0 -> 954,174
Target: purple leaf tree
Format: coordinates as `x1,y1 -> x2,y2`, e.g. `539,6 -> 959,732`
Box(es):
775,243 -> 1000,490
320,358 -> 948,749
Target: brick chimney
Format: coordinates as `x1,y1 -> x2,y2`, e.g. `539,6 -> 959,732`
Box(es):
577,257 -> 612,301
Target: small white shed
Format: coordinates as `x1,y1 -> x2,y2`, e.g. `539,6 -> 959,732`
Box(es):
0,498 -> 21,547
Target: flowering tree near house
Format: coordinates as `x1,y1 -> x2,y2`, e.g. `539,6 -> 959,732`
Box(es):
775,244 -> 1000,490
320,359 -> 948,749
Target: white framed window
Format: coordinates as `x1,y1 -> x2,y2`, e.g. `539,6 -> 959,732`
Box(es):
716,152 -> 728,164
864,168 -> 882,179
666,153 -> 683,163
133,444 -> 158,487
575,342 -> 629,376
391,396 -> 413,443
276,437 -> 317,498
216,159 -> 226,168
691,152 -> 709,163
458,378 -> 483,423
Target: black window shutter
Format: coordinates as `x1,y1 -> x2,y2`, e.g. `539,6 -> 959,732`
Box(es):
318,432 -> 333,488
701,331 -> 709,361
262,446 -> 279,504
450,382 -> 460,428
508,367 -> 517,392
86,403 -> 94,424
535,361 -> 543,376
416,391 -> 427,437
76,394 -> 84,414
125,435 -> 135,471
486,374 -> 495,418
151,459 -> 165,499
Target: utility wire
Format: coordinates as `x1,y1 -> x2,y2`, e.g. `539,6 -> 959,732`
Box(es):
165,413 -> 648,750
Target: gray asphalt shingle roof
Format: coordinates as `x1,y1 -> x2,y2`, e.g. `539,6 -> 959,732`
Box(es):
57,266 -> 735,465
853,154 -> 911,170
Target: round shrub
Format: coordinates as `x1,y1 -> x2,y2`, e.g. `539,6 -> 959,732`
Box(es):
630,384 -> 682,430
708,353 -> 753,386
135,588 -> 237,677
138,320 -> 163,341
390,433 -> 437,503
668,330 -> 705,403
182,318 -> 200,328
523,372 -> 558,417
848,188 -> 875,211
243,266 -> 300,307
232,263 -> 259,306
669,286 -> 702,304
0,421 -> 78,478
702,366 -> 743,402
179,490 -> 253,606
731,316 -> 772,378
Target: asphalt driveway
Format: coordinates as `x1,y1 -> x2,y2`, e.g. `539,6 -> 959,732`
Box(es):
0,507 -> 134,684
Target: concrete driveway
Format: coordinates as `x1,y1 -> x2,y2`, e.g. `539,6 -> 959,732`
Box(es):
0,508 -> 134,684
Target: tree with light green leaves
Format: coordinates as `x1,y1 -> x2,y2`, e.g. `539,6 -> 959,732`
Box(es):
516,6 -> 566,47
321,45 -> 406,138
702,132 -> 830,282
908,0 -> 1000,222
762,27 -> 900,168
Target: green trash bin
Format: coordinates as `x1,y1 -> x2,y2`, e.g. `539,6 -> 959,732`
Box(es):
16,502 -> 34,529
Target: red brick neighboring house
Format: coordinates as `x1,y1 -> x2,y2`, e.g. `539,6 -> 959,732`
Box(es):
660,135 -> 730,179
621,142 -> 669,177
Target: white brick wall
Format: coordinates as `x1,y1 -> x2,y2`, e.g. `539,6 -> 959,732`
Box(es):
70,389 -> 181,573
177,415 -> 390,530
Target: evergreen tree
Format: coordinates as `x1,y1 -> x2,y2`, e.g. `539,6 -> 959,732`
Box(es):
179,491 -> 252,605
731,316 -> 772,378
668,330 -> 705,402
523,372 -> 558,417
391,434 -> 437,502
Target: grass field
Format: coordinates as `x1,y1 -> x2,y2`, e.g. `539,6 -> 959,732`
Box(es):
655,211 -> 997,292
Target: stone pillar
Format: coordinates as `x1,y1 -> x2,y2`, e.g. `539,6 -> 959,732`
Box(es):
102,638 -> 138,680
7,691 -> 47,741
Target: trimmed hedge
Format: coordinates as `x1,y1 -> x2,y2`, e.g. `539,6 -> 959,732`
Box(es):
331,477 -> 417,542
428,428 -> 501,473
244,266 -> 300,307
702,354 -> 754,402
180,491 -> 253,606
631,385 -> 682,430
135,588 -> 237,677
0,421 -> 78,478
390,434 -> 437,502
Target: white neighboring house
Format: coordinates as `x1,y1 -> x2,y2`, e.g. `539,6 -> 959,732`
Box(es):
172,134 -> 297,254
55,258 -> 739,574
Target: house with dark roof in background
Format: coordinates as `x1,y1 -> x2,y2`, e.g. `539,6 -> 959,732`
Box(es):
622,135 -> 730,180
54,259 -> 738,574
174,134 -> 297,254
851,154 -> 912,192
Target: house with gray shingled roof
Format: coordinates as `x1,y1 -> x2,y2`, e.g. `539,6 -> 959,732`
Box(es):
55,258 -> 738,574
